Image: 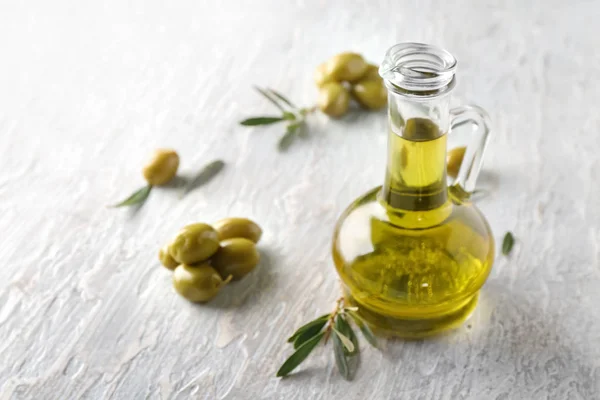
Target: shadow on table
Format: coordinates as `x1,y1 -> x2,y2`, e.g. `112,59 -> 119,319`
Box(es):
160,175 -> 188,190
380,281 -> 554,348
469,170 -> 500,201
277,280 -> 596,396
375,281 -> 596,397
196,247 -> 278,310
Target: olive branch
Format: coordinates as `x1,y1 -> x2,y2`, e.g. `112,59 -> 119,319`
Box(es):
276,297 -> 377,381
239,87 -> 316,152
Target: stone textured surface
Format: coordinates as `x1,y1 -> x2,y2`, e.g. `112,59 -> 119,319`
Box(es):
1,1 -> 599,399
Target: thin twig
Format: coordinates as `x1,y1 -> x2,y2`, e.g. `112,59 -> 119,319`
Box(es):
324,297 -> 344,344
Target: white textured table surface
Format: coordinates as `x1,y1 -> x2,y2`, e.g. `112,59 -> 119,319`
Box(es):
1,1 -> 600,399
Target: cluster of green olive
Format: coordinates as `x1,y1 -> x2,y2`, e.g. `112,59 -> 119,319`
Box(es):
159,218 -> 262,303
315,52 -> 387,118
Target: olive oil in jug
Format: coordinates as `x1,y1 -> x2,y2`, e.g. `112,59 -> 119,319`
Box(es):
332,43 -> 494,338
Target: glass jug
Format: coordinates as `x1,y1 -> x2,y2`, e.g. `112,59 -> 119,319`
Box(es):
332,43 -> 494,338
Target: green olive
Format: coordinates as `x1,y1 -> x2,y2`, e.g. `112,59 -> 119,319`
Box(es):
168,223 -> 220,264
213,217 -> 262,243
447,146 -> 466,178
142,148 -> 180,186
211,238 -> 260,281
172,263 -> 228,303
314,62 -> 335,87
318,82 -> 350,118
327,52 -> 368,82
159,244 -> 179,270
351,79 -> 387,110
361,64 -> 381,81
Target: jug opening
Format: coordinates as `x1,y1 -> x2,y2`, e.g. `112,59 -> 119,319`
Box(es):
380,43 -> 457,96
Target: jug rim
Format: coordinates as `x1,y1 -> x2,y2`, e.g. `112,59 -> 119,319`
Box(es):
380,42 -> 457,97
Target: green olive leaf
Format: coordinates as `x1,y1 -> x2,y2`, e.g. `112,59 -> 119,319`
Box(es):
276,331 -> 325,377
254,86 -> 285,112
278,123 -> 301,152
299,107 -> 311,117
268,88 -> 297,109
502,231 -> 515,255
346,309 -> 378,348
287,313 -> 329,343
181,160 -> 225,197
293,320 -> 328,349
110,185 -> 152,208
333,331 -> 350,380
333,314 -> 359,380
333,328 -> 355,353
282,111 -> 296,121
336,315 -> 359,355
358,323 -> 377,349
240,117 -> 285,126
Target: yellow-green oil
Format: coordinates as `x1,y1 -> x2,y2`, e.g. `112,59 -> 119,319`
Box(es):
332,119 -> 494,338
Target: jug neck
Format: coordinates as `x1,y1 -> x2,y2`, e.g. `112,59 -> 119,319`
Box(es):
378,43 -> 457,211
380,118 -> 450,211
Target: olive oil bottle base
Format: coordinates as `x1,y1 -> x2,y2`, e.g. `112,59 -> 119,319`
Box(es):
344,289 -> 479,339
332,187 -> 493,339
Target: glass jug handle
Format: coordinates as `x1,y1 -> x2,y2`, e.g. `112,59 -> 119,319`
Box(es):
448,104 -> 492,196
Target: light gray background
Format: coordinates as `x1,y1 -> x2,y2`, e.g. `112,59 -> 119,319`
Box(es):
1,1 -> 599,399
